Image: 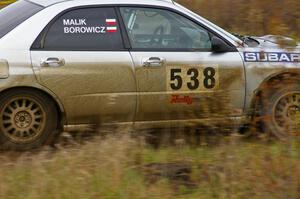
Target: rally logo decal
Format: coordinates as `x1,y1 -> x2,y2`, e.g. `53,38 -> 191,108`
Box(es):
63,18 -> 118,34
244,52 -> 300,63
171,95 -> 193,105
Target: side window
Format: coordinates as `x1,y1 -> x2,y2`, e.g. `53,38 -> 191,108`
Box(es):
41,7 -> 123,51
120,7 -> 212,51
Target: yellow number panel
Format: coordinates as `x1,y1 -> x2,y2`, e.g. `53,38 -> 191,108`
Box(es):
166,65 -> 219,92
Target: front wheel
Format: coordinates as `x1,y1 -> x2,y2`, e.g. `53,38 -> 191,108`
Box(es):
0,89 -> 58,150
261,82 -> 300,139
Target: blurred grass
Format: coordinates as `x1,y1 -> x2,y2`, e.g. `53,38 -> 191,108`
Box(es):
1,134 -> 300,199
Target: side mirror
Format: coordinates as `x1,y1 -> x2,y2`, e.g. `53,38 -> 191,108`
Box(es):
211,36 -> 237,53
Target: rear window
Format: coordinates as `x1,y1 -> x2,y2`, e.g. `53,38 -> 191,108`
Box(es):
39,7 -> 124,51
0,0 -> 43,39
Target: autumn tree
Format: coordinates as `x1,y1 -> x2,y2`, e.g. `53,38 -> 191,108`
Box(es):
177,0 -> 300,40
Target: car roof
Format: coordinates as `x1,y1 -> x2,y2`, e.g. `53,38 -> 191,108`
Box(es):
28,0 -> 175,7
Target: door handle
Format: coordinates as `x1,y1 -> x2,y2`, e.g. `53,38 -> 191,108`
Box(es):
142,57 -> 165,67
41,57 -> 65,67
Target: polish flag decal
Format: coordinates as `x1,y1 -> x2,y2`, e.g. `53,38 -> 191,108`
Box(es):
106,19 -> 117,33
106,26 -> 117,33
106,19 -> 117,25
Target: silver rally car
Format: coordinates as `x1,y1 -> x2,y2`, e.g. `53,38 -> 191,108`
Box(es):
0,0 -> 299,149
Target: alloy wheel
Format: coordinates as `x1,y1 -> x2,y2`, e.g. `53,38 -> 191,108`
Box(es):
273,92 -> 300,136
0,97 -> 46,144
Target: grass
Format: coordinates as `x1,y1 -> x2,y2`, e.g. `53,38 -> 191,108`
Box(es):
1,133 -> 300,199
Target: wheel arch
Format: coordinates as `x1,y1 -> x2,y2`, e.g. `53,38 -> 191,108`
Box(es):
250,70 -> 300,116
0,86 -> 66,129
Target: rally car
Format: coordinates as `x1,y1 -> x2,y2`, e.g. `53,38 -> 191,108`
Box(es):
0,0 -> 299,150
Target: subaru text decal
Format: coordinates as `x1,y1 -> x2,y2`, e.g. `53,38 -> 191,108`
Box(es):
244,52 -> 300,63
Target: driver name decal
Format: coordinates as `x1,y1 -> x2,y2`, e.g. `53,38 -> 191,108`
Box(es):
63,18 -> 118,34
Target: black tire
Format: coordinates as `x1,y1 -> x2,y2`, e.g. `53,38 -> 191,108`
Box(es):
0,89 -> 58,150
260,81 -> 300,139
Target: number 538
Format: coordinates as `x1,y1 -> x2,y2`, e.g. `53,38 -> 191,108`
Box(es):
168,66 -> 219,91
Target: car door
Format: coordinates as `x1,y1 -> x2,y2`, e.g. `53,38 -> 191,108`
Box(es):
119,7 -> 245,122
31,7 -> 136,124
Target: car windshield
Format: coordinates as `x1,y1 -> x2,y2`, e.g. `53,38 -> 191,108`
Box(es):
175,3 -> 243,45
0,0 -> 43,39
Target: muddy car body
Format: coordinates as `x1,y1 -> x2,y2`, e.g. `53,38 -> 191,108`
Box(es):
0,0 -> 299,149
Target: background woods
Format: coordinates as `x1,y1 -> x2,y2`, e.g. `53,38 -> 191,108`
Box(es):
0,0 -> 299,40
0,0 -> 14,8
177,0 -> 300,40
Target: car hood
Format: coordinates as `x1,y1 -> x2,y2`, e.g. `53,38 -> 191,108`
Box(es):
252,35 -> 300,49
242,35 -> 300,63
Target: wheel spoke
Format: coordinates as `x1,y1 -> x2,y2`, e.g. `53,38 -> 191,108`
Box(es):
19,131 -> 25,138
5,125 -> 14,132
289,95 -> 296,105
3,120 -> 12,124
35,115 -> 43,120
3,112 -> 11,118
22,131 -> 28,138
7,105 -> 15,113
13,101 -> 19,109
297,95 -> 300,103
33,122 -> 41,129
21,99 -> 27,108
29,128 -> 35,136
14,131 -> 21,137
278,101 -> 286,109
292,95 -> 297,103
9,129 -> 18,137
32,107 -> 41,114
28,101 -> 35,110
